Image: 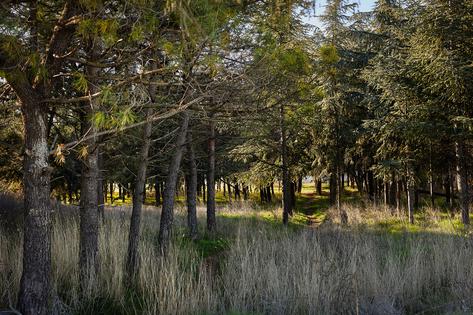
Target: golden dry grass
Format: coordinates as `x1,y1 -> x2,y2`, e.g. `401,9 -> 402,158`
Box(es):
1,202 -> 473,314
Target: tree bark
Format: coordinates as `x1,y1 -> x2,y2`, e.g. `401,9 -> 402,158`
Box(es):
155,177 -> 161,206
455,140 -> 470,225
185,130 -> 198,239
396,180 -> 401,214
316,179 -> 322,196
206,119 -> 217,232
157,111 -> 190,254
97,150 -> 104,221
17,97 -> 52,315
79,53 -> 100,294
109,182 -> 114,204
406,167 -> 415,224
280,104 -> 291,225
337,165 -> 348,224
126,105 -> 153,279
329,173 -> 336,205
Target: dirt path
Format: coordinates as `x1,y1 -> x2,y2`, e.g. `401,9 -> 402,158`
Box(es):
295,191 -> 329,227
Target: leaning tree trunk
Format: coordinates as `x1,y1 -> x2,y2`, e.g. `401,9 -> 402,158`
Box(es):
206,119 -> 217,232
280,104 -> 291,225
17,97 -> 52,315
455,140 -> 470,225
158,112 -> 190,254
185,130 -> 198,239
79,60 -> 100,295
126,106 -> 153,279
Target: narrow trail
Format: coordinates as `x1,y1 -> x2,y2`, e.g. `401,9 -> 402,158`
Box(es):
295,190 -> 330,227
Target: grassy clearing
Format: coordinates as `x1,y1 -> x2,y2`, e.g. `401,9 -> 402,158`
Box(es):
2,186 -> 473,314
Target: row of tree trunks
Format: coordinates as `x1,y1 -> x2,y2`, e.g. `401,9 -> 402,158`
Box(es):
260,185 -> 272,203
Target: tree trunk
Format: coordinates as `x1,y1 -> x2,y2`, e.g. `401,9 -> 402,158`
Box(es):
406,168 -> 415,224
297,176 -> 303,193
316,179 -> 322,196
455,140 -> 470,225
329,174 -> 336,205
367,171 -> 375,201
207,120 -> 217,232
126,106 -> 153,279
155,177 -> 161,206
290,182 -> 296,211
227,182 -> 232,203
337,165 -> 348,224
78,57 -> 101,294
396,180 -> 401,214
280,104 -> 291,225
97,150 -> 104,221
445,172 -> 451,209
17,98 -> 53,315
109,182 -> 114,204
157,111 -> 190,254
185,130 -> 198,240
79,110 -> 99,294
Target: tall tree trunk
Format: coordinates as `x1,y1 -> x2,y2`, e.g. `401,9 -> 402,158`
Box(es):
455,140 -> 470,225
17,97 -> 52,315
207,120 -> 217,232
445,171 -> 452,210
290,182 -> 296,211
329,173 -> 336,205
396,180 -> 401,214
79,70 -> 100,294
109,182 -> 114,204
316,179 -> 322,195
406,168 -> 415,224
185,130 -> 198,240
227,182 -> 232,203
367,171 -> 375,201
157,112 -> 190,254
97,150 -> 104,221
280,104 -> 291,225
126,106 -> 153,279
337,165 -> 348,224
155,177 -> 161,206
384,180 -> 389,211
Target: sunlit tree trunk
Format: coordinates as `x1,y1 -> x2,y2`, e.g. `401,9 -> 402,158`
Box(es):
455,139 -> 470,225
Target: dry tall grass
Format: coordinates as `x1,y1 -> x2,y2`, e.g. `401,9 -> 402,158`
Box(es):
1,202 -> 473,314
